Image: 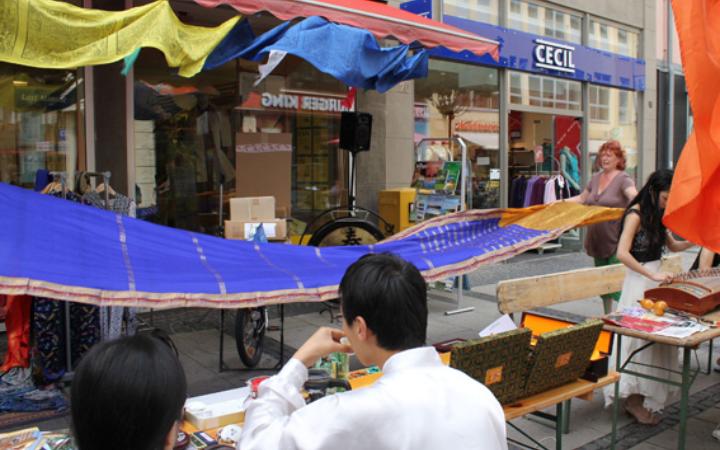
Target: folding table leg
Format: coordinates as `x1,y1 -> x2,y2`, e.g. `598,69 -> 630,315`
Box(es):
561,400 -> 571,434
706,339 -> 714,375
678,347 -> 691,450
555,402 -> 564,450
610,334 -> 622,449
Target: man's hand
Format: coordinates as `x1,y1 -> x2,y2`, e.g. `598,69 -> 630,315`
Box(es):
293,327 -> 353,368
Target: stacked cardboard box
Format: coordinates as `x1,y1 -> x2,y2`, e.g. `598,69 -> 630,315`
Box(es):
225,196 -> 287,241
134,120 -> 157,207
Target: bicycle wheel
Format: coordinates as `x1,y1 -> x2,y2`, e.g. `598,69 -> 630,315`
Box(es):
234,308 -> 266,368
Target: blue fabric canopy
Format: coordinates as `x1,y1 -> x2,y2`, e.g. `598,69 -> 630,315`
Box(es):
203,16 -> 428,93
0,183 -> 617,309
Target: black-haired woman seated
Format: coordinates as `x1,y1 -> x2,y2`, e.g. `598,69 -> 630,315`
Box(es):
71,332 -> 187,450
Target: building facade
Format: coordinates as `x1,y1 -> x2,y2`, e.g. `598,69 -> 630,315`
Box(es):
394,0 -> 657,214
655,0 -> 690,169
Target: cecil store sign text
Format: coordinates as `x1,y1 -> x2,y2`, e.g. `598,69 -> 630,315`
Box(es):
533,39 -> 576,74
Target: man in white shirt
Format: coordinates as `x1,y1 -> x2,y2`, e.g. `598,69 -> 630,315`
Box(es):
240,253 -> 507,450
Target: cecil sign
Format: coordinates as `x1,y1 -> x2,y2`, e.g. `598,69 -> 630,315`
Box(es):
533,39 -> 576,74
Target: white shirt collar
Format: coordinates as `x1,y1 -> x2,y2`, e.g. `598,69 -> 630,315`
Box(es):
381,346 -> 442,375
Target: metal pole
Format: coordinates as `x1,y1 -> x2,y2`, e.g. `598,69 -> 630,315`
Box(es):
219,309 -> 225,372
678,347 -> 691,450
555,402 -> 563,450
611,334 -> 622,449
444,136 -> 474,316
499,69 -> 509,208
666,1 -> 675,169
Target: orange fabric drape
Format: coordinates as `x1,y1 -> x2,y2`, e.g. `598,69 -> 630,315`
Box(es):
664,0 -> 720,252
1,295 -> 32,372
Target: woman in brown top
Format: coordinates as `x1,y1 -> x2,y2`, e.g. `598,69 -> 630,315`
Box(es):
564,140 -> 638,313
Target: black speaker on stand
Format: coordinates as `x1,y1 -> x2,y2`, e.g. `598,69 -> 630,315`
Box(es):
339,112 -> 372,209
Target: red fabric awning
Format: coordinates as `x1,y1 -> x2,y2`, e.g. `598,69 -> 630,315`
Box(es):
193,0 -> 499,59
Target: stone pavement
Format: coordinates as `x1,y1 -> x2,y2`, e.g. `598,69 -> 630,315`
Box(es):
10,248 -> 720,449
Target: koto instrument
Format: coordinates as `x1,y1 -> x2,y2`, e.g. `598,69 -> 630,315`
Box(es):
644,268 -> 720,315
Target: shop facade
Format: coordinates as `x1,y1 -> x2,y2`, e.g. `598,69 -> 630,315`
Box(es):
404,0 -> 652,213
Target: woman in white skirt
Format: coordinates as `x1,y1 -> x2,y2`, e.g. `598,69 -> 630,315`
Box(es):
603,169 -> 695,424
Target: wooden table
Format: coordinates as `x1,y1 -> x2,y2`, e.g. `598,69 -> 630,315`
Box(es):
182,363 -> 618,450
504,373 -> 619,450
604,308 -> 720,450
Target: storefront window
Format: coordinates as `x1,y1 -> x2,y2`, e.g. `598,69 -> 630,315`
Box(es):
588,86 -> 639,182
443,0 -> 499,24
241,62 -> 348,224
414,60 -> 500,209
589,85 -> 610,122
134,48 -> 349,231
0,64 -> 84,190
510,72 -> 581,111
508,0 -> 581,44
589,19 -> 639,58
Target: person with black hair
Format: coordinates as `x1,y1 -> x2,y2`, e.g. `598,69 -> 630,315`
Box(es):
691,247 -> 720,271
603,169 -> 694,425
240,253 -> 507,450
71,333 -> 187,450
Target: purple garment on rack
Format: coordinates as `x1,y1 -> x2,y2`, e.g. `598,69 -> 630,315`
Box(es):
522,176 -> 539,207
530,177 -> 546,205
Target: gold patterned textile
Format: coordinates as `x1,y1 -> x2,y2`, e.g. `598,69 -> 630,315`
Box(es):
0,0 -> 239,77
499,202 -> 623,231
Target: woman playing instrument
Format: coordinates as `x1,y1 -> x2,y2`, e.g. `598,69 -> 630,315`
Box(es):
603,169 -> 694,424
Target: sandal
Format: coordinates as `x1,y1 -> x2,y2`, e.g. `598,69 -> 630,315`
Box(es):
624,395 -> 661,425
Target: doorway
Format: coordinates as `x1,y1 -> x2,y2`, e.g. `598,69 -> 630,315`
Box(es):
508,110 -> 583,208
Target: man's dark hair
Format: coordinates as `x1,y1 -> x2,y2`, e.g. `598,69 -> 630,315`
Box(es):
71,333 -> 187,450
340,253 -> 428,350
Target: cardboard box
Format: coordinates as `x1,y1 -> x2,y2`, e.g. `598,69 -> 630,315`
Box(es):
225,219 -> 287,241
275,205 -> 290,219
236,133 -> 292,212
230,196 -> 276,221
184,387 -> 248,430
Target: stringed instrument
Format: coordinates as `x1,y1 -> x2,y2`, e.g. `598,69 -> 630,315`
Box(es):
644,268 -> 720,315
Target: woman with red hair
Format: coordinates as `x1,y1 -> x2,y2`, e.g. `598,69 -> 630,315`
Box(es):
564,140 -> 638,313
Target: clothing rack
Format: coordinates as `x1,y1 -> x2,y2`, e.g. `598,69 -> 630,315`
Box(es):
47,171 -> 75,378
78,171 -> 112,209
47,171 -> 112,381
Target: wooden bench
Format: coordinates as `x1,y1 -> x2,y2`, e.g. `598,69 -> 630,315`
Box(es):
496,254 -> 683,315
494,254 -> 686,448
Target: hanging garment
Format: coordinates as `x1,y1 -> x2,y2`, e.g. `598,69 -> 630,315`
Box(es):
522,176 -> 539,207
529,177 -> 546,205
32,298 -> 101,384
0,295 -> 32,372
509,176 -> 525,208
32,298 -> 66,384
543,176 -> 557,204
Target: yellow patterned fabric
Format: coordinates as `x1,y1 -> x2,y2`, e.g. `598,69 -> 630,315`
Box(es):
499,202 -> 623,231
0,0 -> 239,77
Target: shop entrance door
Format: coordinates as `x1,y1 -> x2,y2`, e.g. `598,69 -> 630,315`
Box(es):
508,111 -> 583,208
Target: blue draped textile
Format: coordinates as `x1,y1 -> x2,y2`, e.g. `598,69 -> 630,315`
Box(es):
0,183 -> 614,309
203,17 -> 429,93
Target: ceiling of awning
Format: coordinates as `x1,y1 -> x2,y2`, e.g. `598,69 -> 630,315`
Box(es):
193,0 -> 500,59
